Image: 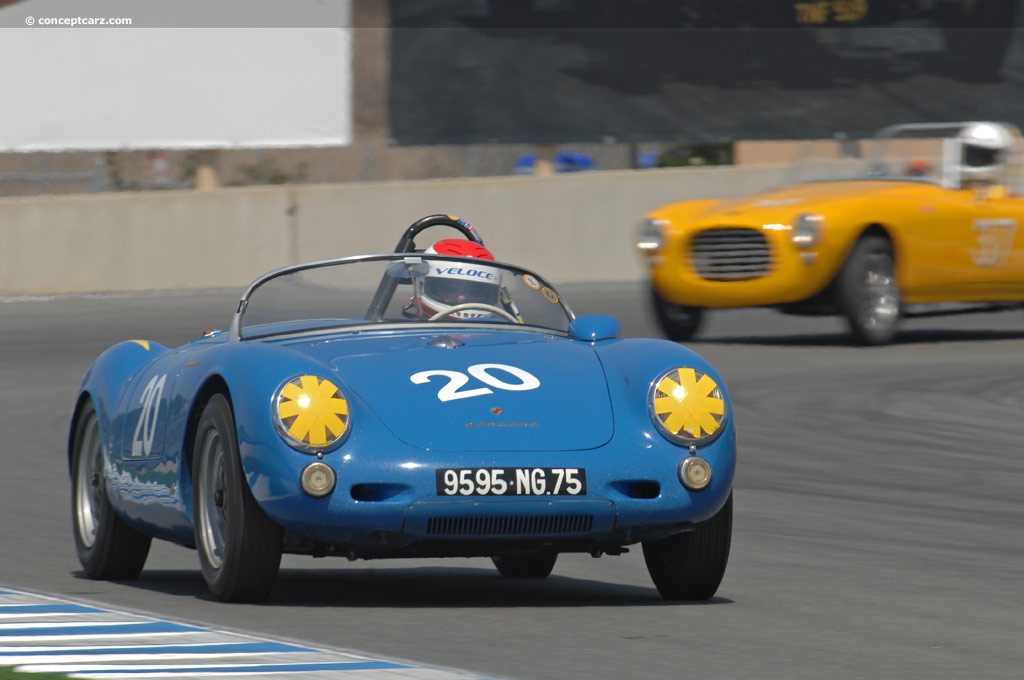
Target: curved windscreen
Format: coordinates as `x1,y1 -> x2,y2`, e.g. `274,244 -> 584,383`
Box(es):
784,122 -> 1024,190
235,254 -> 575,340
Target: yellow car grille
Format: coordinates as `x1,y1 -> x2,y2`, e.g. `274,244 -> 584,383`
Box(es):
690,228 -> 772,281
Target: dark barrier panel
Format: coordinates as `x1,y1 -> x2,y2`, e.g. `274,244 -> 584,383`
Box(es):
389,0 -> 1024,144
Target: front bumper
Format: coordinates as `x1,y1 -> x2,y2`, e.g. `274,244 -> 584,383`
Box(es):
241,430 -> 736,558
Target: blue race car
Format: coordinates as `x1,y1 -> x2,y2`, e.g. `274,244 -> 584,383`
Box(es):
69,214 -> 736,602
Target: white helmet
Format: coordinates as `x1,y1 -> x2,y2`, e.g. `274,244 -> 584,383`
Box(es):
959,122 -> 1013,185
416,239 -> 502,320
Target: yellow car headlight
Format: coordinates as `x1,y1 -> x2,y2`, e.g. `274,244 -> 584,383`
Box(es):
273,375 -> 350,453
649,367 -> 727,445
636,218 -> 669,254
792,213 -> 825,249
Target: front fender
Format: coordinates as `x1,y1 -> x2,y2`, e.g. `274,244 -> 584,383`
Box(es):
171,341 -> 360,519
591,337 -> 737,519
69,340 -> 170,475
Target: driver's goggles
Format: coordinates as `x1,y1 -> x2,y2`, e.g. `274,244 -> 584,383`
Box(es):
424,277 -> 500,306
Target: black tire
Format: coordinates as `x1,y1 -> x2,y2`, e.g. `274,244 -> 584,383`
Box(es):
71,400 -> 152,580
193,394 -> 282,602
492,552 -> 558,578
836,235 -> 901,346
642,493 -> 732,601
651,287 -> 705,342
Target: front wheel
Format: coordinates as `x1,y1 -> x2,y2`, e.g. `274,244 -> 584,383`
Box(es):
835,235 -> 901,346
642,493 -> 732,601
71,400 -> 152,580
492,552 -> 558,578
651,288 -> 705,342
194,394 -> 282,602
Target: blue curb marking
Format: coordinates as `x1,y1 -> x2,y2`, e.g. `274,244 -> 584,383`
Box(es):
0,641 -> 309,657
50,660 -> 409,674
0,586 -> 489,678
0,622 -> 202,637
0,604 -> 106,615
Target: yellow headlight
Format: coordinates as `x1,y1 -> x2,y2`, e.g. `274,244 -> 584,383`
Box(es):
273,375 -> 350,453
792,213 -> 824,249
650,367 -> 727,445
636,218 -> 669,254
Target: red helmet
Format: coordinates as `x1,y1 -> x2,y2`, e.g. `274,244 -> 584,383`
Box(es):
416,239 -> 501,319
426,239 -> 495,260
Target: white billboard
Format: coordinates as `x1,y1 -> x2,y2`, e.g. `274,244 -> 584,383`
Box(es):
0,4 -> 353,151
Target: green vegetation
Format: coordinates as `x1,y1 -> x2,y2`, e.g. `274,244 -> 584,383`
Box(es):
0,669 -> 70,679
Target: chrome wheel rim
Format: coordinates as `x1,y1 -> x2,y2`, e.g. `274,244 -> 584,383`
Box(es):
74,414 -> 103,548
859,254 -> 899,330
197,428 -> 228,570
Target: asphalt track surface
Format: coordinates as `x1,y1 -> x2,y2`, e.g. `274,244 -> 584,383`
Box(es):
2,284 -> 1023,680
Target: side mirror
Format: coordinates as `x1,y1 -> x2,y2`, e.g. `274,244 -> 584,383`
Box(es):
569,314 -> 621,341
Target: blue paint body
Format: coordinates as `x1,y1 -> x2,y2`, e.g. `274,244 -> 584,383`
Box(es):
70,251 -> 736,562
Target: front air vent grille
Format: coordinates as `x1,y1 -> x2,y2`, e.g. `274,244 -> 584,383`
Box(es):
691,228 -> 772,281
426,514 -> 593,537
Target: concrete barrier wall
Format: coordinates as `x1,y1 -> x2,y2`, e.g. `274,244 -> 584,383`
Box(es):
0,164 -> 790,295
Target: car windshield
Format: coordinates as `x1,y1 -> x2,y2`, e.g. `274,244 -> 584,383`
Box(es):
231,253 -> 575,341
784,122 -> 1024,192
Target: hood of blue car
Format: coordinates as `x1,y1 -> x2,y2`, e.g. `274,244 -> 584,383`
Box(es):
289,330 -> 614,452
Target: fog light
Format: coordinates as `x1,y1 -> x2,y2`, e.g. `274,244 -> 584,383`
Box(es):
678,457 -> 712,491
301,461 -> 336,497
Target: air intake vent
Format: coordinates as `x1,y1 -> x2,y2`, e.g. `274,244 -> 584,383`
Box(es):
426,514 -> 593,537
691,228 -> 772,280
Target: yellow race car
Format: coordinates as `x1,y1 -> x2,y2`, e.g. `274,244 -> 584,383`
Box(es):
636,121 -> 1024,345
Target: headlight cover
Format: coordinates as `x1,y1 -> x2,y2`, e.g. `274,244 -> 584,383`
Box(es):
636,217 -> 669,254
792,213 -> 824,249
273,375 -> 350,453
649,367 -> 727,445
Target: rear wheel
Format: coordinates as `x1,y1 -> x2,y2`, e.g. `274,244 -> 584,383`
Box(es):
642,493 -> 732,601
194,394 -> 282,602
71,400 -> 151,580
492,552 -> 558,578
836,235 -> 901,346
651,288 -> 705,341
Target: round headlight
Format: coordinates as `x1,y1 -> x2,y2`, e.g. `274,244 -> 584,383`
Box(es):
636,218 -> 669,254
792,213 -> 824,249
274,375 -> 350,453
649,367 -> 728,445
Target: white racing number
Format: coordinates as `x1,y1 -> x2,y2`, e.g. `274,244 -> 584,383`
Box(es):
131,374 -> 167,457
971,218 -> 1018,267
410,363 -> 540,402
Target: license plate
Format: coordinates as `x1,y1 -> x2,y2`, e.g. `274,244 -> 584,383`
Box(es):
436,467 -> 587,497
